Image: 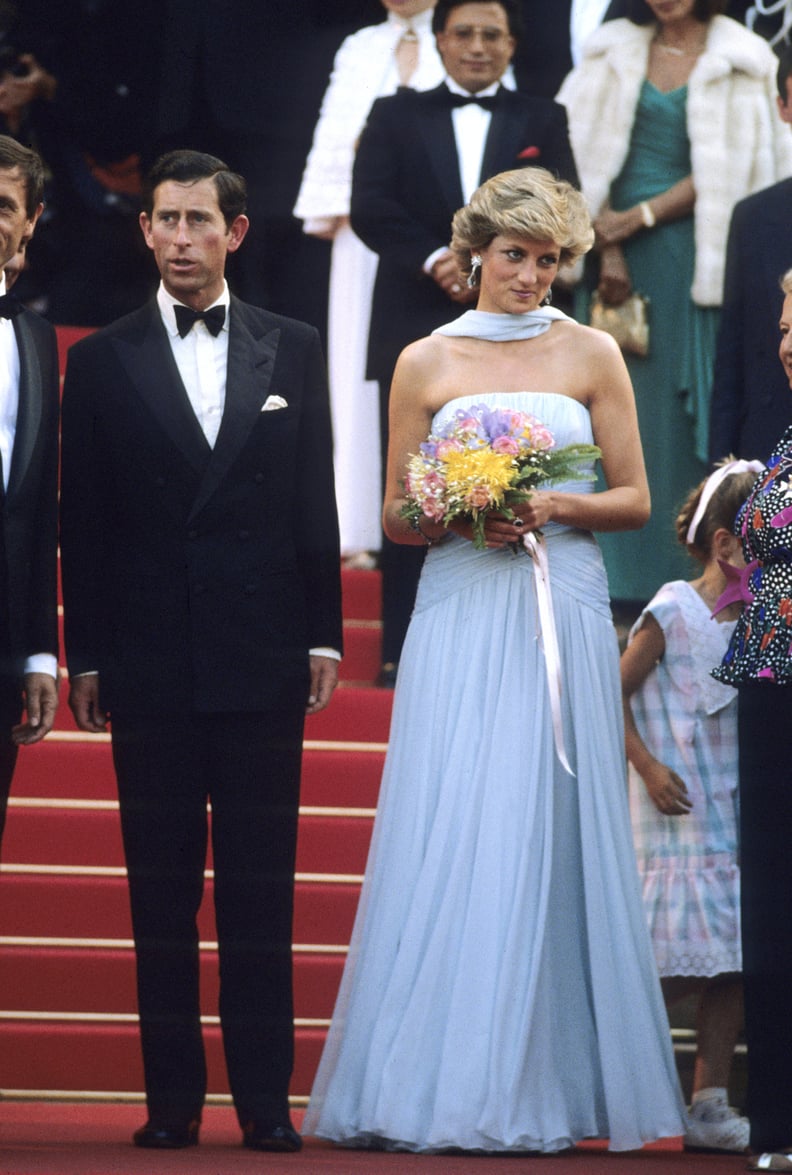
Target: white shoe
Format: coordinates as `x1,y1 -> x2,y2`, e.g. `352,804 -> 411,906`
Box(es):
749,1155 -> 792,1172
684,1097 -> 750,1153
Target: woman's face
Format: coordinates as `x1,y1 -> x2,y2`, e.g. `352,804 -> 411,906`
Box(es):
778,292 -> 792,388
476,234 -> 560,315
644,0 -> 700,25
380,0 -> 436,17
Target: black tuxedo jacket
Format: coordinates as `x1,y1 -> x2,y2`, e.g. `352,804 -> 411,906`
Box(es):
350,83 -> 580,383
60,296 -> 342,715
709,178 -> 792,465
0,309 -> 59,681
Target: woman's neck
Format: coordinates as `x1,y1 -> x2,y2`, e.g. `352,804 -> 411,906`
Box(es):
653,16 -> 708,55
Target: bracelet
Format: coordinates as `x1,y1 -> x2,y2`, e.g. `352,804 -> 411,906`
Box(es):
409,515 -> 450,547
639,200 -> 656,229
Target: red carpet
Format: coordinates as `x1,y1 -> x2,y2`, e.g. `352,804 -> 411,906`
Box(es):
0,1104 -> 752,1175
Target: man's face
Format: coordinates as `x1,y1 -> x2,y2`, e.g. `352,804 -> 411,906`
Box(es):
139,177 -> 248,310
0,166 -> 41,272
435,2 -> 515,94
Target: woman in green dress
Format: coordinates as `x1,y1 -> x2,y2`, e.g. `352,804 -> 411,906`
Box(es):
558,0 -> 792,603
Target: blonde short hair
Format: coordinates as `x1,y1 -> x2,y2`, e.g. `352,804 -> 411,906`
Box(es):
451,168 -> 594,284
781,268 -> 792,297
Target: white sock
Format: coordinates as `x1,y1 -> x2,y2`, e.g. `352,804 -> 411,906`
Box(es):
691,1087 -> 728,1107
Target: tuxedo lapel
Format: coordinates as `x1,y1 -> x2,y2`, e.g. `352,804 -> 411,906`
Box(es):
6,312 -> 43,503
188,302 -> 280,522
480,92 -> 523,184
417,88 -> 465,216
111,302 -> 211,473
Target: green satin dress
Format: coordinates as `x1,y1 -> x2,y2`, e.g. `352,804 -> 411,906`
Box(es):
579,80 -> 718,603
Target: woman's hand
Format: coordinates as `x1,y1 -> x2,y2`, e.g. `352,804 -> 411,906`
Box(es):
480,493 -> 555,548
597,245 -> 632,306
594,206 -> 642,247
640,760 -> 693,816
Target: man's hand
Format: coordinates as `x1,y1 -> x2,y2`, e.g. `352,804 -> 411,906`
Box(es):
306,655 -> 339,716
68,673 -> 108,733
12,671 -> 59,745
430,250 -> 477,305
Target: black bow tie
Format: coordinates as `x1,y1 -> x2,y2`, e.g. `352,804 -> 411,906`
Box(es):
0,293 -> 22,320
444,88 -> 501,111
174,303 -> 226,338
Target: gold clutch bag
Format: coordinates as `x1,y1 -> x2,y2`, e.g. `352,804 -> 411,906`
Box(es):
589,291 -> 650,357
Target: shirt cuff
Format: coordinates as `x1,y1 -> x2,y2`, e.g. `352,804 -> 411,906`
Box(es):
24,653 -> 59,679
310,647 -> 341,661
423,245 -> 451,275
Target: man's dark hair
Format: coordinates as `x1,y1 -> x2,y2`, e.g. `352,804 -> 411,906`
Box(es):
625,0 -> 725,22
0,135 -> 45,218
777,43 -> 792,102
142,150 -> 247,228
432,0 -> 523,41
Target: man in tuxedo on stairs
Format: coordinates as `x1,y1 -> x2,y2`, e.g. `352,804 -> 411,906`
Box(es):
351,0 -> 579,684
59,149 -> 342,1153
0,136 -> 59,856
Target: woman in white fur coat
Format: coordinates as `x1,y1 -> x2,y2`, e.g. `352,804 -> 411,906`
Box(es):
557,0 -> 792,602
294,1 -> 443,563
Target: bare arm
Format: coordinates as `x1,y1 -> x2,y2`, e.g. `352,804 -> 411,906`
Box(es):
621,614 -> 692,816
594,177 -> 696,248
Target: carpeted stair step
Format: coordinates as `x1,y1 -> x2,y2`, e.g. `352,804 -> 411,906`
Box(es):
1,810 -> 373,874
11,741 -> 387,807
0,947 -> 345,1020
0,1022 -> 326,1098
0,875 -> 361,945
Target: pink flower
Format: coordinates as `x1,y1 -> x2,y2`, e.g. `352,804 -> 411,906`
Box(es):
466,485 -> 492,509
436,438 -> 464,459
492,435 -> 521,455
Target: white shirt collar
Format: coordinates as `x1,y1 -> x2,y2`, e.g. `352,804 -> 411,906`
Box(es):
445,76 -> 502,98
386,7 -> 435,35
157,279 -> 230,336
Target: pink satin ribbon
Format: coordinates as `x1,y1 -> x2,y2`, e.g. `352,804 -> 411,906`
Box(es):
522,531 -> 574,776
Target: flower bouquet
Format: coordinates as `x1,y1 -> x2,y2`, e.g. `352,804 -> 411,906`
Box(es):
401,403 -> 601,550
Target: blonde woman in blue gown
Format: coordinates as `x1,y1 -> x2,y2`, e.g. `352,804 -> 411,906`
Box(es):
304,167 -> 686,1153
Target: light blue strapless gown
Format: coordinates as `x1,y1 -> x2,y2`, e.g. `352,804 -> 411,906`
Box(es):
305,393 -> 685,1153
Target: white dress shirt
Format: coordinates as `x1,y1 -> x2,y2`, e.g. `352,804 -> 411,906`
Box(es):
157,281 -> 229,448
423,77 -> 503,274
0,275 -> 57,679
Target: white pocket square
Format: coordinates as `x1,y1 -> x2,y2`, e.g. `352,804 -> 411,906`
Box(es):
261,395 -> 288,412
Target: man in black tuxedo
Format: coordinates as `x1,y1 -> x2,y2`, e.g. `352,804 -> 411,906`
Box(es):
0,136 -> 59,854
59,150 -> 342,1153
709,48 -> 792,465
351,0 -> 578,681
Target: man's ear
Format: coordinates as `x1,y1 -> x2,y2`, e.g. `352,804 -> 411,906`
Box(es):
25,200 -> 44,241
226,214 -> 250,254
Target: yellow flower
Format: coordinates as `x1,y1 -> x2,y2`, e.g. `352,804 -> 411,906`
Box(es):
443,448 -> 515,507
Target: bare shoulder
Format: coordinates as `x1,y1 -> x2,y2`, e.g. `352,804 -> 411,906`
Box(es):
394,334 -> 450,377
554,318 -> 623,364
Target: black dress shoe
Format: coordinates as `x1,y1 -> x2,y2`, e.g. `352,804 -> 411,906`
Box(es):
242,1120 -> 303,1152
133,1119 -> 200,1148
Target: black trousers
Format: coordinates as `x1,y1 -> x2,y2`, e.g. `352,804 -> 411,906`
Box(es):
0,678 -> 21,855
738,682 -> 792,1152
111,698 -> 305,1127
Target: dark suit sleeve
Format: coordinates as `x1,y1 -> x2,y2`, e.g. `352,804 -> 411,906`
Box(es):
294,327 -> 343,654
539,102 -> 579,189
59,337 -> 107,677
351,97 -> 450,274
17,318 -> 59,663
709,201 -> 747,463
